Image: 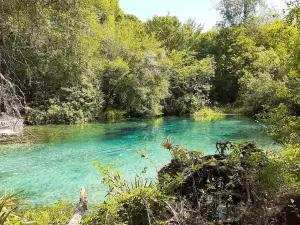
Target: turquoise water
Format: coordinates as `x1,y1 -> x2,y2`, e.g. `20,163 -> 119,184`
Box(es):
0,116 -> 276,206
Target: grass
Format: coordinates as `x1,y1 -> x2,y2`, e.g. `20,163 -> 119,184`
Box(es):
213,104 -> 245,115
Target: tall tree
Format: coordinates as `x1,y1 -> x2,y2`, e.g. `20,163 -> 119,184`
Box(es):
215,0 -> 263,26
145,15 -> 202,51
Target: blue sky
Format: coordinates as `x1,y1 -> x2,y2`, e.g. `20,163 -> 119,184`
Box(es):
119,0 -> 287,31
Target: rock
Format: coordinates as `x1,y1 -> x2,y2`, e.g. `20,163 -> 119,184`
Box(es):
0,129 -> 19,136
0,116 -> 23,138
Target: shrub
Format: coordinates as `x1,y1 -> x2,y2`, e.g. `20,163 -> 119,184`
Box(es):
26,85 -> 104,125
193,107 -> 225,121
259,104 -> 300,146
101,109 -> 126,122
238,72 -> 287,116
83,161 -> 171,225
21,202 -> 74,225
260,147 -> 300,198
85,140 -> 300,224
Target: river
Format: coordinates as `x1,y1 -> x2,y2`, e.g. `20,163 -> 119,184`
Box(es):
0,116 -> 277,206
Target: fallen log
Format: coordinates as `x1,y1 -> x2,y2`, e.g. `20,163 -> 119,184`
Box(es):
68,187 -> 88,225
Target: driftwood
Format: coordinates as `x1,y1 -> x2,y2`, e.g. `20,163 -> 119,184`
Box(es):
68,187 -> 88,225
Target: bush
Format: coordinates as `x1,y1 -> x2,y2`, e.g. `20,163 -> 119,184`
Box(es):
260,147 -> 300,198
238,72 -> 287,116
20,202 -> 74,225
259,104 -> 300,146
101,109 -> 126,122
83,161 -> 171,225
26,85 -> 104,125
0,189 -> 73,225
83,140 -> 300,225
193,107 -> 225,121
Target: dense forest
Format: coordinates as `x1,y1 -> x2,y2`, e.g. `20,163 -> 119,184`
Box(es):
2,0 -> 300,224
0,0 -> 299,138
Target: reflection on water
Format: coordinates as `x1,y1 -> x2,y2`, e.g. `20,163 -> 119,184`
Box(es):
0,116 -> 277,205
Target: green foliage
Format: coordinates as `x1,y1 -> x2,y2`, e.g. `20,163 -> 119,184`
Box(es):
238,72 -> 287,115
162,136 -> 205,161
152,139 -> 298,223
101,109 -> 126,122
221,142 -> 300,203
191,31 -> 218,59
214,104 -> 244,114
1,0 -> 300,131
145,15 -> 201,51
26,84 -> 103,124
98,14 -> 170,117
224,142 -> 300,202
260,147 -> 300,198
1,0 -> 177,122
0,189 -> 24,225
259,104 -> 300,146
215,0 -> 263,26
0,189 -> 73,225
193,107 -> 225,121
19,202 -> 74,225
84,160 -> 171,225
163,51 -> 215,115
83,185 -> 169,225
206,26 -> 260,103
3,0 -> 300,223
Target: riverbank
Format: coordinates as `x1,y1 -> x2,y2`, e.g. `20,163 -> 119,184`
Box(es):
83,141 -> 300,224
0,116 -> 275,206
3,139 -> 297,224
0,109 -> 246,145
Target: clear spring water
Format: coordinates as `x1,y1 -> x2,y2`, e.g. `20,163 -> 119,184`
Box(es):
0,116 -> 277,206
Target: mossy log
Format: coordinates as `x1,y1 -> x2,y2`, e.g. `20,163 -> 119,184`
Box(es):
68,187 -> 88,225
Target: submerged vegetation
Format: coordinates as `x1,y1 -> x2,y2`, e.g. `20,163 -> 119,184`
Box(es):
193,108 -> 225,121
1,0 -> 300,224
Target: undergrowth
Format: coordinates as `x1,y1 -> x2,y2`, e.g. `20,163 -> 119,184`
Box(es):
3,140 -> 300,225
83,138 -> 300,225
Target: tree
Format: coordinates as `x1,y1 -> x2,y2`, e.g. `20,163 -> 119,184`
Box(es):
163,51 -> 215,115
1,0 -> 119,124
191,31 -> 218,59
215,0 -> 263,26
239,72 -> 286,115
0,74 -> 24,118
145,15 -> 202,51
210,26 -> 259,103
286,0 -> 300,24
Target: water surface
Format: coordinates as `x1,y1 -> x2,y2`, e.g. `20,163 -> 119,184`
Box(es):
0,116 -> 276,205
